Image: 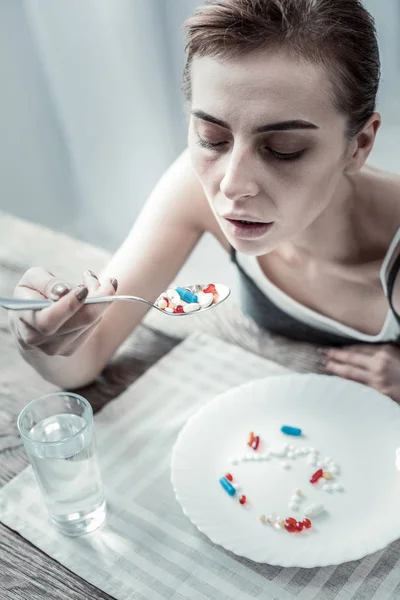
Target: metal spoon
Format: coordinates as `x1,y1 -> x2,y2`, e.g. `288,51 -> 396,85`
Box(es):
0,284 -> 231,316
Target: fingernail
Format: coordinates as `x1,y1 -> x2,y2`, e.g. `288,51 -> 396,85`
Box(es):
111,278 -> 118,291
76,285 -> 88,302
49,282 -> 70,300
85,269 -> 99,280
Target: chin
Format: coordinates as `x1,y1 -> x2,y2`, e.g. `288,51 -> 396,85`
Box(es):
227,234 -> 276,257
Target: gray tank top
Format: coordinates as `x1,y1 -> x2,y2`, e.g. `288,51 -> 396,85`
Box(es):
230,246 -> 400,347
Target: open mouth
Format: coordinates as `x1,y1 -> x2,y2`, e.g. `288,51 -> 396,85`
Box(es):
224,218 -> 273,239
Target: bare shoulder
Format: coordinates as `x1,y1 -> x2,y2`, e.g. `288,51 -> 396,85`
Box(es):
363,163 -> 400,239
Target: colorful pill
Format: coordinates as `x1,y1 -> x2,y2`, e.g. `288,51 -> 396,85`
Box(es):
302,518 -> 312,529
295,521 -> 304,532
175,287 -> 198,303
251,435 -> 260,450
173,305 -> 184,314
225,473 -> 233,482
247,432 -> 255,447
203,283 -> 217,295
281,425 -> 302,436
310,468 -> 324,484
239,495 -> 247,505
219,477 -> 236,496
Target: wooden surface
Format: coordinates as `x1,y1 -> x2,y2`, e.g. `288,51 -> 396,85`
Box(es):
0,211 -> 322,599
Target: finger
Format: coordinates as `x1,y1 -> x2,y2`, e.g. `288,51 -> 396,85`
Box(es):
334,344 -> 377,356
83,270 -> 101,294
17,275 -> 118,335
324,348 -> 371,370
52,275 -> 118,331
26,285 -> 89,336
324,359 -> 371,386
16,267 -> 71,301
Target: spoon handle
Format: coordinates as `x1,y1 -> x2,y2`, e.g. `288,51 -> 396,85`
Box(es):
0,295 -> 154,311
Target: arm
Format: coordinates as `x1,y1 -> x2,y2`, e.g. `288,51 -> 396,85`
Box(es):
13,150 -> 212,388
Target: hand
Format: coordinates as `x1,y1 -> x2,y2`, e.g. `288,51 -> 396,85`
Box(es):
9,267 -> 118,357
322,343 -> 400,402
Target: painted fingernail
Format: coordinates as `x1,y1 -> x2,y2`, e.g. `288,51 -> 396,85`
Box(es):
76,285 -> 89,302
85,269 -> 99,280
49,282 -> 70,300
111,278 -> 118,291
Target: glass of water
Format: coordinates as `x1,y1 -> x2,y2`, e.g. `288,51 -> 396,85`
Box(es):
17,392 -> 106,537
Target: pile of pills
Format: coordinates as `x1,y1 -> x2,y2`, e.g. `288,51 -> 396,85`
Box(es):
155,284 -> 219,314
219,426 -> 345,534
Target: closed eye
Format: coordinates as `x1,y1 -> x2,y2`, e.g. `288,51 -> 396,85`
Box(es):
196,134 -> 305,161
267,148 -> 304,161
196,137 -> 228,150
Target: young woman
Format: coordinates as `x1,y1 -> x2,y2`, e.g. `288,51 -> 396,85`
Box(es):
9,0 -> 400,401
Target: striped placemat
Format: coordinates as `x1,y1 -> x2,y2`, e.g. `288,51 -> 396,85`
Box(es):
1,333 -> 399,600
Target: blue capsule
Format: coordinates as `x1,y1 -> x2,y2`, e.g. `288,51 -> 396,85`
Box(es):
175,287 -> 198,303
219,476 -> 236,496
281,425 -> 302,437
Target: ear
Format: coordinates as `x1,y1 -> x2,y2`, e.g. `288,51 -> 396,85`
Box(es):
345,112 -> 381,173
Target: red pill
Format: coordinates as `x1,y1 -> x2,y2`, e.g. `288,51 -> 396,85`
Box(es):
285,517 -> 297,527
163,296 -> 170,306
174,305 -> 184,314
302,518 -> 312,529
247,432 -> 255,447
295,521 -> 304,532
203,283 -> 217,295
251,436 -> 260,450
284,523 -> 296,533
239,495 -> 246,505
310,468 -> 324,484
225,473 -> 233,482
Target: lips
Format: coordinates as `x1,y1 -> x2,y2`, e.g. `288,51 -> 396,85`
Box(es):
223,217 -> 274,240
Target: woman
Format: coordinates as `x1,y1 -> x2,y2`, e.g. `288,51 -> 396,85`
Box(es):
9,0 -> 400,401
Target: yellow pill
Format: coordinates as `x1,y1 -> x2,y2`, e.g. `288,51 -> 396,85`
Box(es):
323,471 -> 333,480
278,519 -> 285,529
295,488 -> 302,496
259,514 -> 267,524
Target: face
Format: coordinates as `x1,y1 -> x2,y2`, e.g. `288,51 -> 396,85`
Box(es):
188,50 -> 351,255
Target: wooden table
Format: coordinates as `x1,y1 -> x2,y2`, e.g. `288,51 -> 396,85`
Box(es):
0,211 -> 321,600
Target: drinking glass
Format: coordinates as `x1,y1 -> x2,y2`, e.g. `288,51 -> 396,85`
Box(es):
17,392 -> 106,536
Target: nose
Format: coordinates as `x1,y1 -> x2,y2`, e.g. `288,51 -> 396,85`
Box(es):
219,148 -> 260,202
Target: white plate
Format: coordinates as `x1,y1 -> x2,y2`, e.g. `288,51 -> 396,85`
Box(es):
171,374 -> 400,567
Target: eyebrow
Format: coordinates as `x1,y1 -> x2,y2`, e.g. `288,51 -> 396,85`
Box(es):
191,109 -> 319,133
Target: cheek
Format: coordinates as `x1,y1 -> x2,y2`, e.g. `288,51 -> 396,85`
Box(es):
189,147 -> 220,195
277,155 -> 344,227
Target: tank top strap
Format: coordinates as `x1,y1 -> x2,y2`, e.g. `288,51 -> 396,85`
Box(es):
382,226 -> 400,323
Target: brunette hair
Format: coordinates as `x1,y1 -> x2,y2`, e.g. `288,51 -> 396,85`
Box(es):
182,0 -> 380,137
